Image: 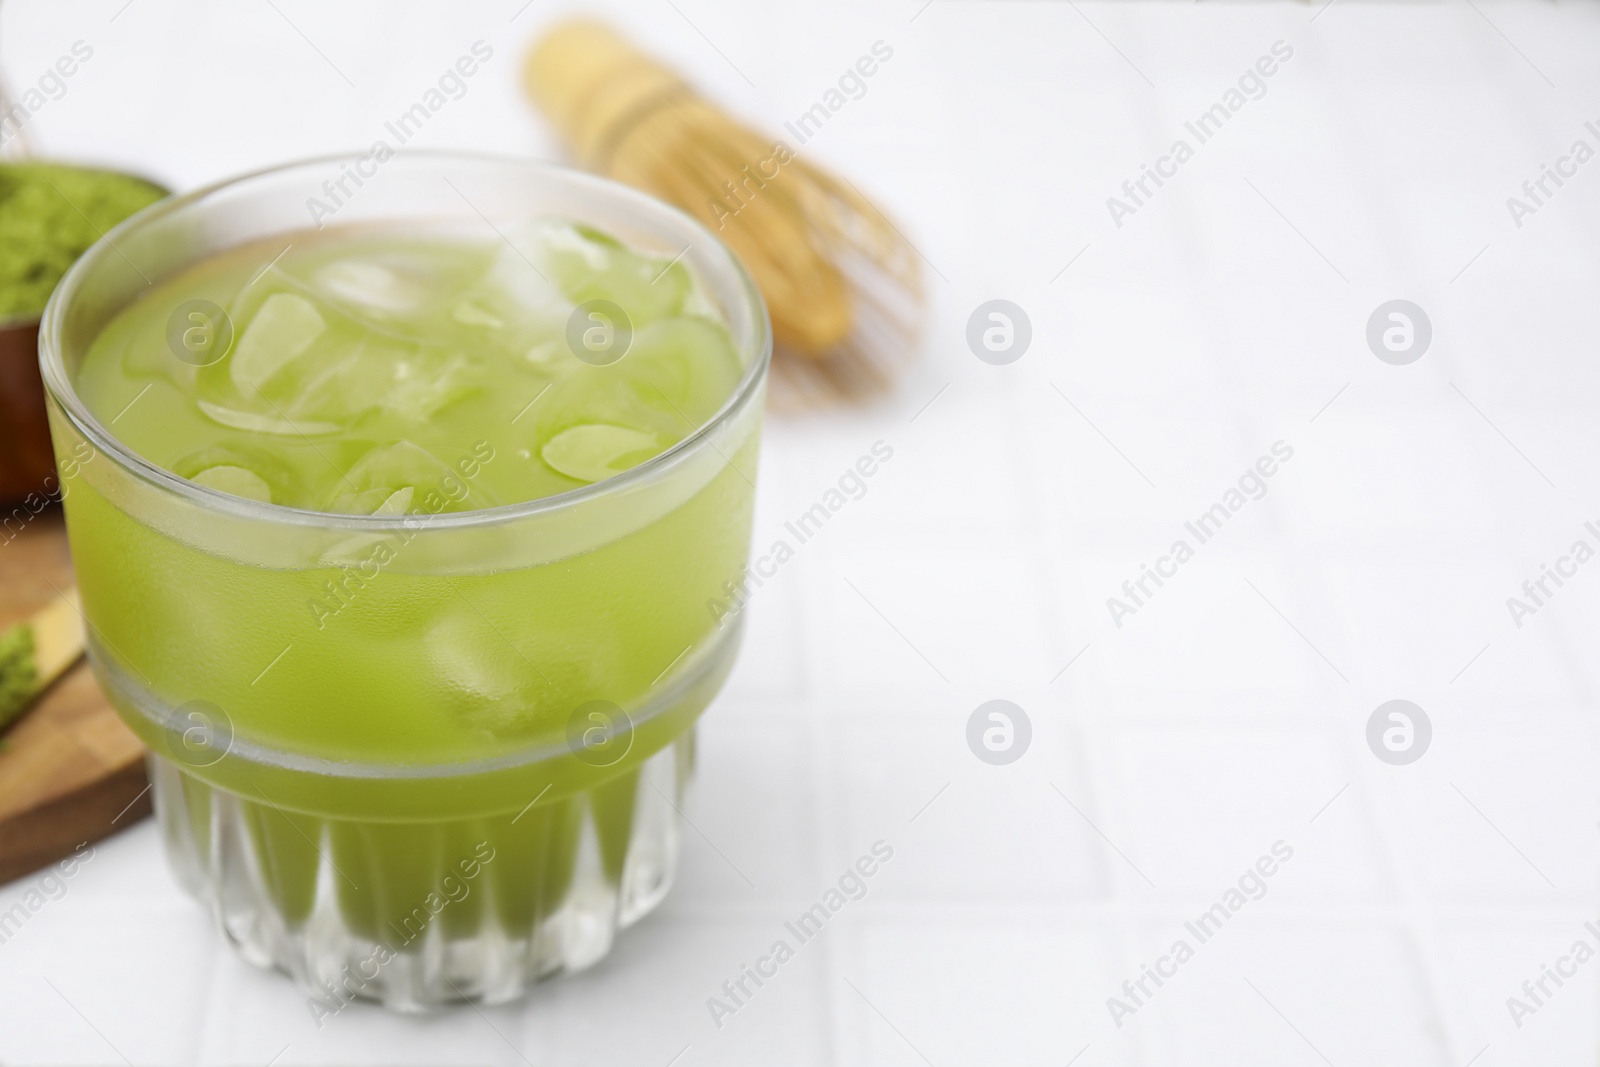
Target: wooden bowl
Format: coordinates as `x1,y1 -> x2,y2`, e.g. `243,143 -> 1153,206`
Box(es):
0,314 -> 53,506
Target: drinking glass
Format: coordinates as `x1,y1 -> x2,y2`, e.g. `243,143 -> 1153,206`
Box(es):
38,154 -> 769,1010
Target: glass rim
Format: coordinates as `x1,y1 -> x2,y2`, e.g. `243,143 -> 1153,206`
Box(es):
37,149 -> 772,531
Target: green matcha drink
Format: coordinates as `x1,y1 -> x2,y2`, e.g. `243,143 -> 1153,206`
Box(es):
39,157 -> 768,1010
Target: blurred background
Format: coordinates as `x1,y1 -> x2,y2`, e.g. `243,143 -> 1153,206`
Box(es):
3,0 -> 1600,1064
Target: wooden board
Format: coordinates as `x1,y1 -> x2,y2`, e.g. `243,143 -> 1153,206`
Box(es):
0,507 -> 149,885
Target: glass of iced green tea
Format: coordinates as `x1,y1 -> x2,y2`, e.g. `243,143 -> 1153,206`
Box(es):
37,154 -> 768,1011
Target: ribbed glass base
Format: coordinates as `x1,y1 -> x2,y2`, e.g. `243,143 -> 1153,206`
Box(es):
150,733 -> 693,1012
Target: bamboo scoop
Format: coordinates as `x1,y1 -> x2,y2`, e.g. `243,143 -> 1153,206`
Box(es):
525,20 -> 924,404
0,511 -> 148,885
1,588 -> 84,732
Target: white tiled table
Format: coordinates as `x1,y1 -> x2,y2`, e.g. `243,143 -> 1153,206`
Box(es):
3,1 -> 1599,1063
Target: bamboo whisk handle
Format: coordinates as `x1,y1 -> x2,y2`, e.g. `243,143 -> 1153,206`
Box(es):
526,21 -> 688,171
526,19 -> 870,359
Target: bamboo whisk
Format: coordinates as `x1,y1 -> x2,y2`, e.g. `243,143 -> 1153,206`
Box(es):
525,20 -> 923,404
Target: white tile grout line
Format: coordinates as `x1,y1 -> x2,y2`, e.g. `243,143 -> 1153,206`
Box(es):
813,678 -> 846,1065
1351,724 -> 1476,1066
1066,714 -> 1146,1064
624,897 -> 1587,926
788,449 -> 818,706
190,935 -> 226,1063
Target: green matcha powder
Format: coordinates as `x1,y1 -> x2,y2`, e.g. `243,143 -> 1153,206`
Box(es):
0,162 -> 166,320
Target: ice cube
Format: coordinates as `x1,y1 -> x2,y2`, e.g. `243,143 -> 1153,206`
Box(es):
451,300 -> 503,330
277,333 -> 476,425
324,440 -> 455,514
197,399 -> 339,436
524,339 -> 563,366
322,483 -> 415,517
312,259 -> 426,316
303,242 -> 493,325
230,291 -> 327,395
622,316 -> 742,412
386,352 -> 475,421
541,221 -> 613,271
372,486 -> 414,516
522,316 -> 739,455
539,221 -> 689,324
540,424 -> 661,484
424,608 -> 537,736
483,241 -> 570,318
279,338 -> 372,422
189,464 -> 273,503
